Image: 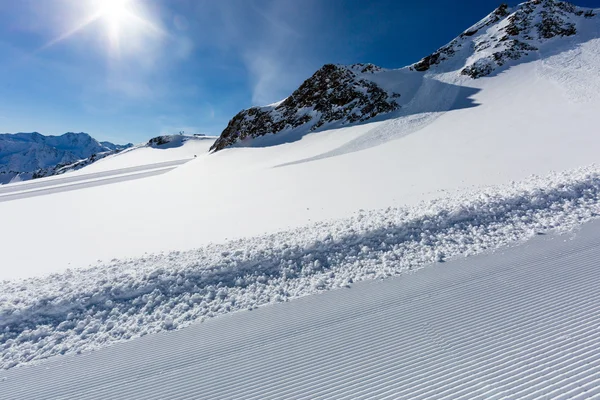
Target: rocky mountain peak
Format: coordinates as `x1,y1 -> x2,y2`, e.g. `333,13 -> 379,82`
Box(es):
209,63 -> 400,152
412,0 -> 595,78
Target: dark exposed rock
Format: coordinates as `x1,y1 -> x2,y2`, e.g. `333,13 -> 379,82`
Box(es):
412,43 -> 456,72
210,64 -> 400,152
537,11 -> 577,38
504,0 -> 581,39
461,40 -> 538,78
148,136 -> 172,146
496,3 -> 510,17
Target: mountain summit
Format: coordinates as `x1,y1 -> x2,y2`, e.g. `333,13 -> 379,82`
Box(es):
211,0 -> 597,152
412,0 -> 594,77
210,63 -> 401,152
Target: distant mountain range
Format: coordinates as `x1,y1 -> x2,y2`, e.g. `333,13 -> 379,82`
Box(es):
210,0 -> 597,152
0,132 -> 132,184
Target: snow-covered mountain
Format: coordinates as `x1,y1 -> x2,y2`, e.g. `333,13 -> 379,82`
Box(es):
211,0 -> 598,151
0,132 -> 132,184
2,0 -> 600,394
411,0 -> 595,77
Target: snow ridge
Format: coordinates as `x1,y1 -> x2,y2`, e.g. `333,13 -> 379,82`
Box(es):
2,164 -> 600,369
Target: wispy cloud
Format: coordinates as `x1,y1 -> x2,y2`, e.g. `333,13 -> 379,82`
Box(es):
241,1 -> 321,105
243,51 -> 289,105
182,0 -> 323,106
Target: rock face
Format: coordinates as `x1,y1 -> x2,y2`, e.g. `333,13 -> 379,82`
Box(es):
412,0 -> 593,78
209,63 -> 401,152
0,132 -> 132,184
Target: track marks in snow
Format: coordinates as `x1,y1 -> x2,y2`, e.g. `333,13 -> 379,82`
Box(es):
0,159 -> 190,202
0,159 -> 190,194
2,220 -> 600,399
537,37 -> 600,103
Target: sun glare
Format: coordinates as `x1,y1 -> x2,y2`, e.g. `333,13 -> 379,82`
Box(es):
42,0 -> 163,57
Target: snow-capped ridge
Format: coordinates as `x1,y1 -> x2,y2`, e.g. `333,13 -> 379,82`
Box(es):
211,0 -> 598,151
210,63 -> 401,152
412,0 -> 598,78
0,132 -> 132,184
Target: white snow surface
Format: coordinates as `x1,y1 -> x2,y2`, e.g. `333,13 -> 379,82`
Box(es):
3,219 -> 600,399
0,136 -> 213,204
0,159 -> 191,204
2,163 -> 600,369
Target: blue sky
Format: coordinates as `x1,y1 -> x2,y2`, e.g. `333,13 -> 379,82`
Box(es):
0,0 -> 598,144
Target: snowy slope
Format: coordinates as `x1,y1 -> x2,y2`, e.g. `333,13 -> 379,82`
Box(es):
0,159 -> 191,204
0,132 -> 131,184
3,218 -> 600,399
1,0 -> 600,381
77,135 -> 216,173
2,163 -> 600,370
0,135 -> 216,203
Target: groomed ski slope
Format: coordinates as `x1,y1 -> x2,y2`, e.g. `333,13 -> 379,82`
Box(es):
2,218 -> 600,400
2,163 -> 600,370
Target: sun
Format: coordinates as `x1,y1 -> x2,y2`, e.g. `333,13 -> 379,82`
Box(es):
99,0 -> 131,24
41,0 -> 164,56
98,0 -> 133,52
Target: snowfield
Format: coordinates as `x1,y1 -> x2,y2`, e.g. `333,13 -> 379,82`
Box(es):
2,163 -> 600,370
